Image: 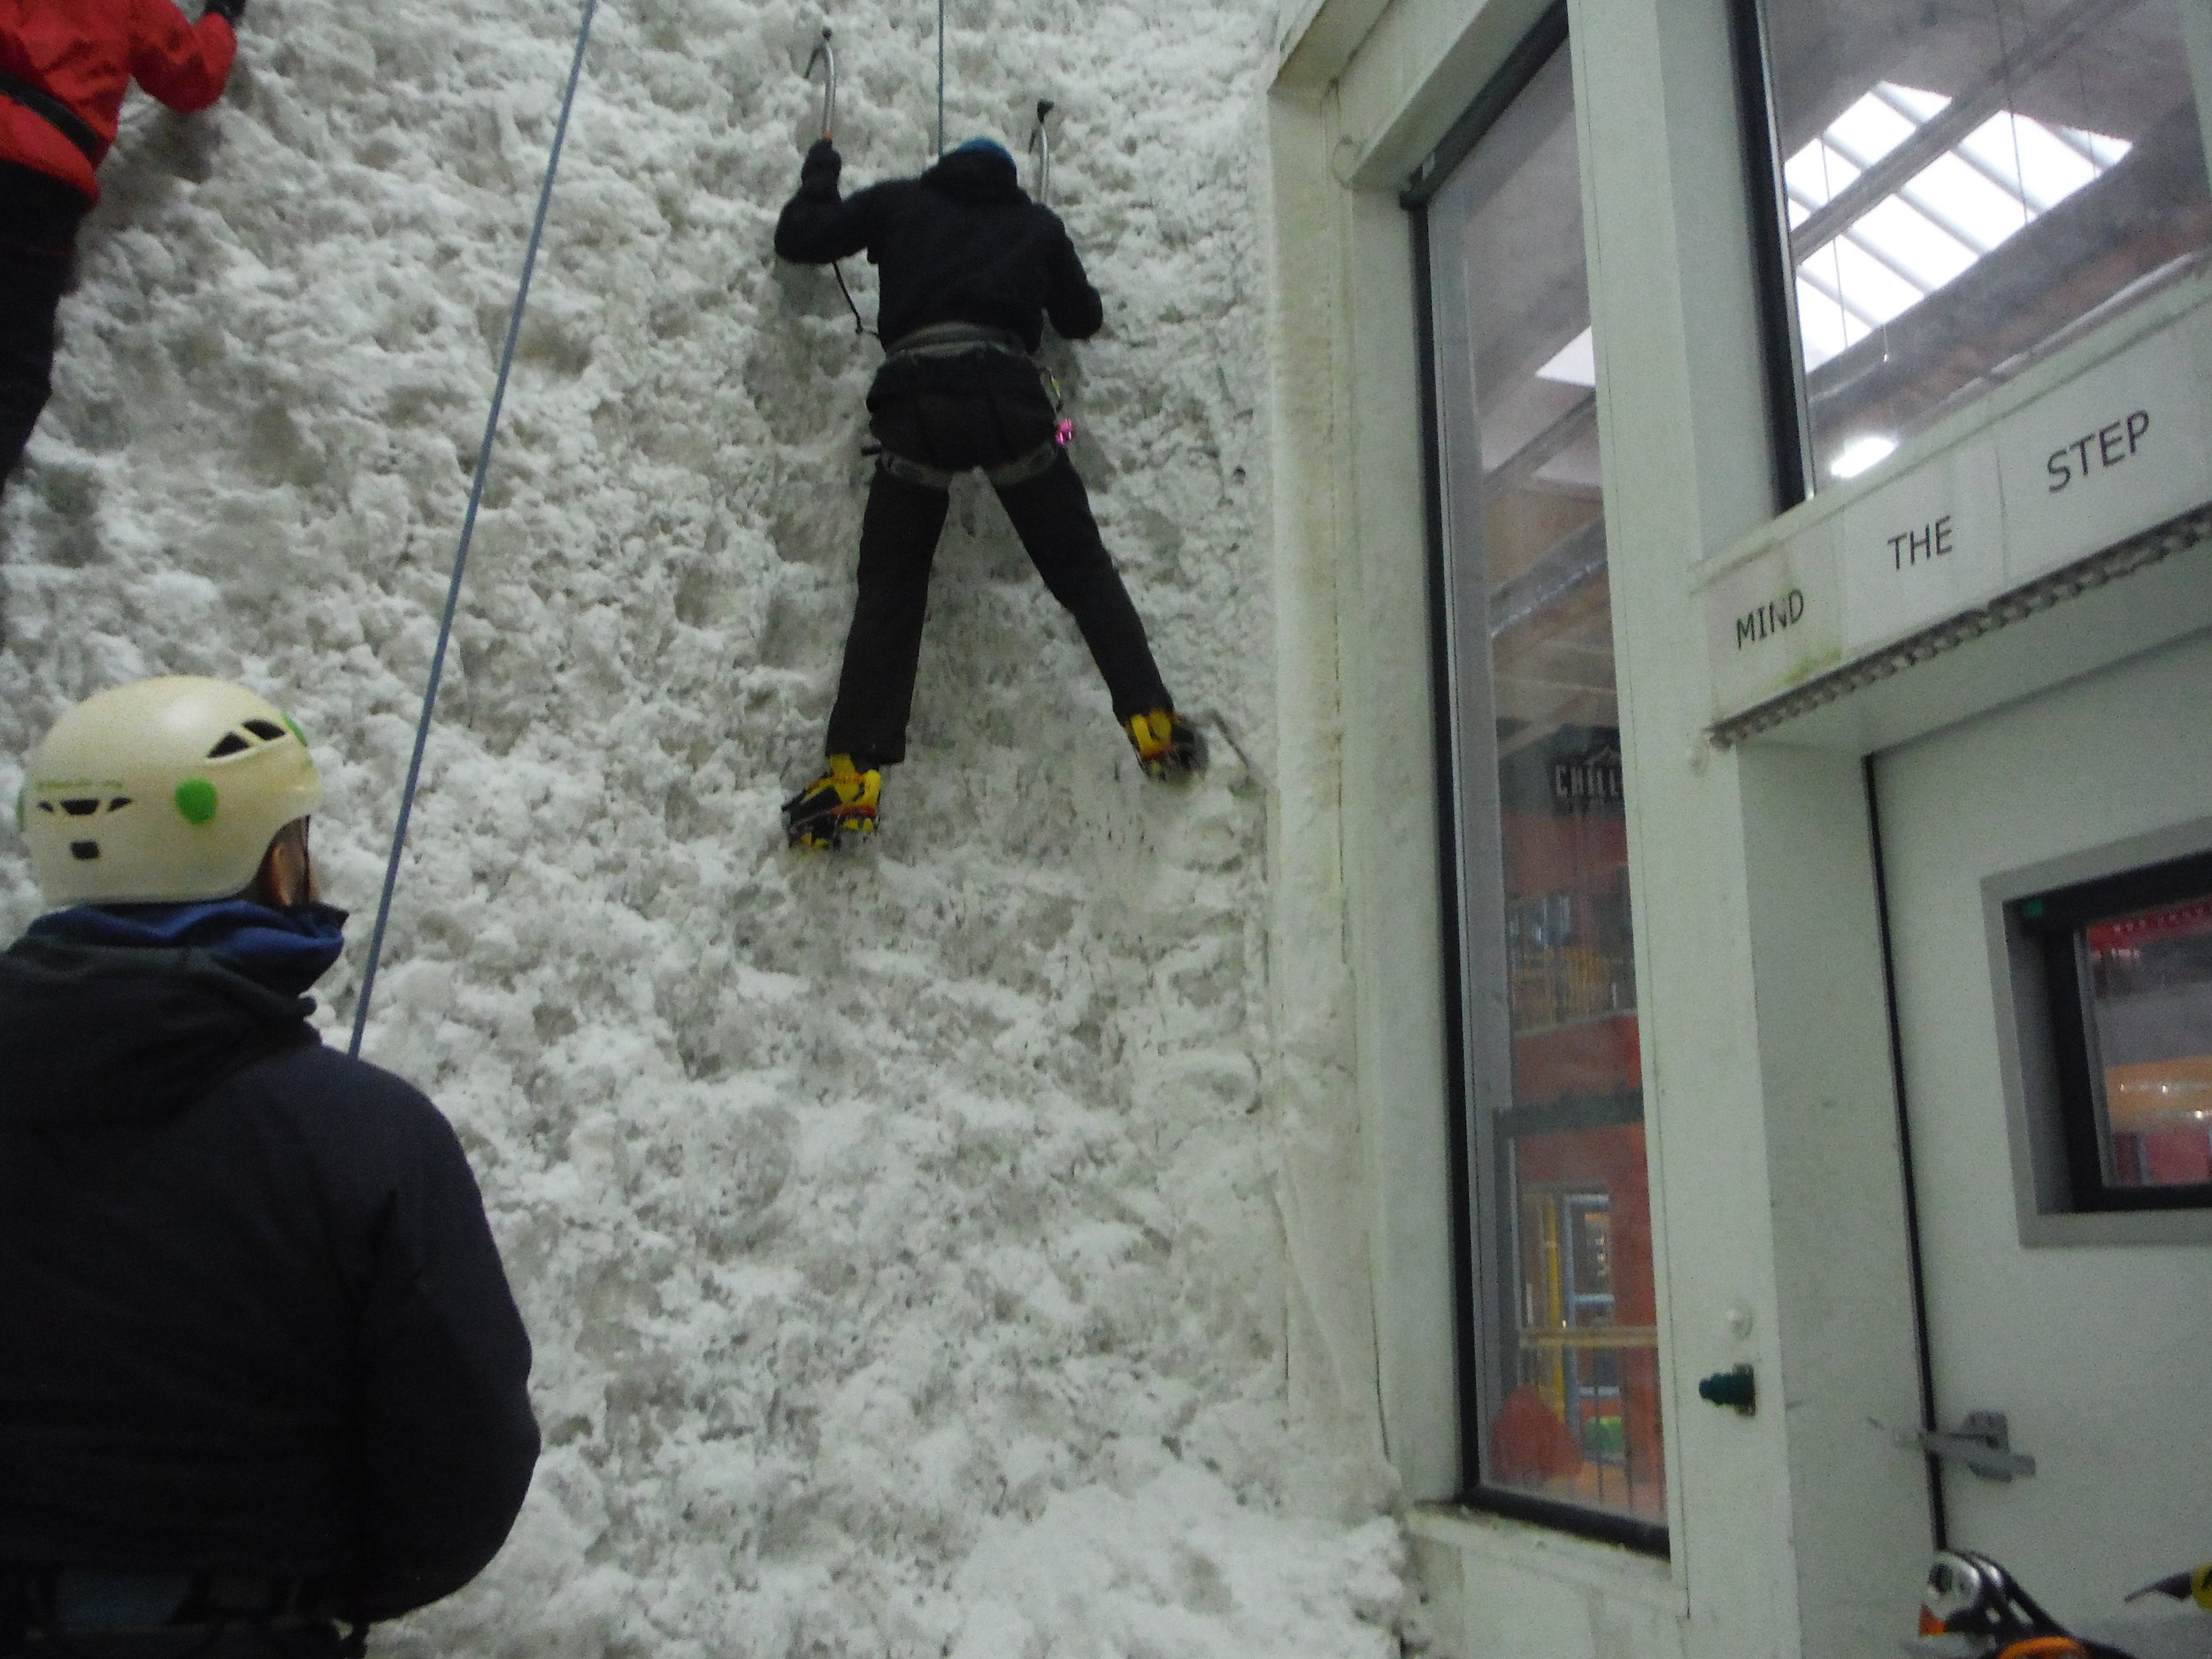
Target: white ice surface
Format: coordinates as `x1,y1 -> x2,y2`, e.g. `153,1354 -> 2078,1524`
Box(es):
0,0 -> 1408,1652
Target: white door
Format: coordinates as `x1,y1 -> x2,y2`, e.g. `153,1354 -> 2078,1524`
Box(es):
1874,626 -> 2212,1632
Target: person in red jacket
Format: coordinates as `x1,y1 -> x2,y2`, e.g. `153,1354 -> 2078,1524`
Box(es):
0,0 -> 240,493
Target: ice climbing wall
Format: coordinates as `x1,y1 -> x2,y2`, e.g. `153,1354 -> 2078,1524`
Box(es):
0,0 -> 1406,1651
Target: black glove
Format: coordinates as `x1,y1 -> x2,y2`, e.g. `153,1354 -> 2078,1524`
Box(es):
204,0 -> 245,24
800,138 -> 841,189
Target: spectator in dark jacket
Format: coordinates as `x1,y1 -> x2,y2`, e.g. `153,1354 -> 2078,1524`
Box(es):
772,135 -> 1201,851
0,676 -> 539,1658
0,0 -> 242,492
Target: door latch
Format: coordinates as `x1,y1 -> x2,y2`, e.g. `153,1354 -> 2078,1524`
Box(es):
1896,1409 -> 2038,1482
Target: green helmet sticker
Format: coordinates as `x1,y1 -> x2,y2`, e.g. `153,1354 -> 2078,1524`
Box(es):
283,714 -> 306,747
174,778 -> 219,825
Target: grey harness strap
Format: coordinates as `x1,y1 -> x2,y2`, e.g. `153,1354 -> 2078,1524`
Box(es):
884,320 -> 1029,362
874,437 -> 1061,492
981,438 -> 1064,488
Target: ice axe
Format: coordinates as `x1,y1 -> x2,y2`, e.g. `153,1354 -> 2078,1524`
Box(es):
1027,98 -> 1054,203
804,25 -> 835,141
799,23 -> 870,336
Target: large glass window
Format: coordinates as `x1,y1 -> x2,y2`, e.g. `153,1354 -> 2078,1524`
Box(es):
1420,30 -> 1665,1545
1754,0 -> 2212,487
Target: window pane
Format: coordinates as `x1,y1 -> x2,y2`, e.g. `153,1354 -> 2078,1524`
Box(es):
1761,0 -> 2212,486
2085,895 -> 2212,1189
1426,39 -> 1664,1531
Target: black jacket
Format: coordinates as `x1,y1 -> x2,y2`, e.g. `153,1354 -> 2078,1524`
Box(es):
774,143 -> 1104,352
0,928 -> 539,1623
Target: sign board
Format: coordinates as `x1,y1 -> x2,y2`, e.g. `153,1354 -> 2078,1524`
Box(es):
1701,296 -> 2212,721
1702,519 -> 1842,717
1992,306 -> 2212,584
1839,436 -> 2004,649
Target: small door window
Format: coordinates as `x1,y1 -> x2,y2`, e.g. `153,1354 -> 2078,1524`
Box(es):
2012,849 -> 2212,1210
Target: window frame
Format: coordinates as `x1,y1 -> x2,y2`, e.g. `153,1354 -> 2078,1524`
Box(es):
1726,0 -> 1816,512
1405,4 -> 1671,1556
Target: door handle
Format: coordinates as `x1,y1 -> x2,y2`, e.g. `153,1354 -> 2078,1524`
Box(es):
1896,1409 -> 2038,1481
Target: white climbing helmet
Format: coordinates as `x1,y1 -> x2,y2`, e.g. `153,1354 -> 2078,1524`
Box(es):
15,676 -> 323,907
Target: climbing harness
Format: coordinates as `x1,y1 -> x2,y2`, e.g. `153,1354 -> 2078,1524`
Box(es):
347,0 -> 598,1058
879,319 -> 1028,364
868,322 -> 1072,489
874,440 -> 1060,491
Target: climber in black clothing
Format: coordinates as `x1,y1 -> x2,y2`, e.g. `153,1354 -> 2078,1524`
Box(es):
0,677 -> 539,1658
772,134 -> 1202,850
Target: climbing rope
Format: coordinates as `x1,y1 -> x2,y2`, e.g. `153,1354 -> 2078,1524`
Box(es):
831,258 -> 873,335
348,0 -> 600,1057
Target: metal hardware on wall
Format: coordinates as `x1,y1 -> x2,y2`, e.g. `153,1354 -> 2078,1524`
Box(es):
1897,1410 -> 2038,1482
1698,1363 -> 1757,1415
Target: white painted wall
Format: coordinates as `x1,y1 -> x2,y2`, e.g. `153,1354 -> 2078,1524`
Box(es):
1268,0 -> 1943,1653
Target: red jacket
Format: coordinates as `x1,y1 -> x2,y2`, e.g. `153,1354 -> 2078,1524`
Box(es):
0,0 -> 233,201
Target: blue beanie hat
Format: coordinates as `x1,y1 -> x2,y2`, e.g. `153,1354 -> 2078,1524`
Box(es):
952,135 -> 1012,163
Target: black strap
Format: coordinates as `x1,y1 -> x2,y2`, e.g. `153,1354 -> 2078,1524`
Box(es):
0,71 -> 103,165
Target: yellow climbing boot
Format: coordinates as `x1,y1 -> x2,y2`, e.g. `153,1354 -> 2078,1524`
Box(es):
781,754 -> 882,849
1124,709 -> 1203,781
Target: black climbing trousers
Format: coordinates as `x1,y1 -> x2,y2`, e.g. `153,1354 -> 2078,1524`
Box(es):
824,355 -> 1171,767
0,243 -> 70,491
0,164 -> 89,495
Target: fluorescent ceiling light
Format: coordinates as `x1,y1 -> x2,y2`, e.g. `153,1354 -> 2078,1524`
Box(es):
1831,434 -> 1898,479
1536,327 -> 1596,387
1785,84 -> 2131,371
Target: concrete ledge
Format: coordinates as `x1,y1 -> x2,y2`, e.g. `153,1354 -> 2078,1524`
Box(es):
1406,1504 -> 1687,1612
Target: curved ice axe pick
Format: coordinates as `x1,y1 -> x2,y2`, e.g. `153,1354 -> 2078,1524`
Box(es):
1027,98 -> 1054,203
800,25 -> 871,337
804,25 -> 835,140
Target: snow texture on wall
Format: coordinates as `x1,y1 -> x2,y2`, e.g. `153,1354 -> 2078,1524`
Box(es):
0,0 -> 1406,1652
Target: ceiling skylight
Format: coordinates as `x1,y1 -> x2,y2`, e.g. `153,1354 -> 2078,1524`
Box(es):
1785,84 -> 2131,371
1536,327 -> 1596,388
1830,434 -> 1897,480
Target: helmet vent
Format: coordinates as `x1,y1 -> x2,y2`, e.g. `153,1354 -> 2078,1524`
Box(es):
69,841 -> 99,861
61,797 -> 100,817
242,719 -> 286,742
108,797 -> 131,810
207,732 -> 252,758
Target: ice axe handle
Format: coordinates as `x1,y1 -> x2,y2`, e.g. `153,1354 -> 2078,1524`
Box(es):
804,26 -> 835,142
1029,99 -> 1054,203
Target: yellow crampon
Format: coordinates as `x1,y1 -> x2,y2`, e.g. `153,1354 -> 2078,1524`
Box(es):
1125,708 -> 1202,780
2126,1562 -> 2212,1610
782,754 -> 881,849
